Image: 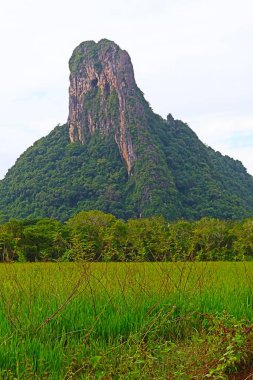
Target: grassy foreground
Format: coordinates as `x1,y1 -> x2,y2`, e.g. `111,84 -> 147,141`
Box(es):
0,262 -> 253,379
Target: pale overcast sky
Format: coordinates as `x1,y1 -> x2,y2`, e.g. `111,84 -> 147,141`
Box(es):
0,0 -> 252,178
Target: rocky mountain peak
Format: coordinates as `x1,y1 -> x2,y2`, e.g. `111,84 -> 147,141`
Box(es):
68,39 -> 141,174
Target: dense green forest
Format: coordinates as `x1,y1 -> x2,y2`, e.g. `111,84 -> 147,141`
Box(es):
0,210 -> 252,262
0,120 -> 253,222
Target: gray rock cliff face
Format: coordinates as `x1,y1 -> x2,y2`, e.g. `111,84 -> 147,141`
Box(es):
68,39 -> 145,174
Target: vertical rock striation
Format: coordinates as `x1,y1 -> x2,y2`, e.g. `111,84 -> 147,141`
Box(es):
68,39 -> 142,174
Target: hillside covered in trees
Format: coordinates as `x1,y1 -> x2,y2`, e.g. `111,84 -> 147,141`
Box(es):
0,39 -> 253,221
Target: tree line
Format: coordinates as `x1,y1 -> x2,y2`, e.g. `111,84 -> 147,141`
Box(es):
0,210 -> 252,262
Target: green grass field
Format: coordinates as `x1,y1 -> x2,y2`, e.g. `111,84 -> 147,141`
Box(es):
0,262 -> 253,379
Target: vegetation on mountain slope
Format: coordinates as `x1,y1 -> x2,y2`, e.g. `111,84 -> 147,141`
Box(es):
0,116 -> 252,221
0,39 -> 253,220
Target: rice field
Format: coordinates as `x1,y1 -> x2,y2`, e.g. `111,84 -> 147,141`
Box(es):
0,262 -> 253,379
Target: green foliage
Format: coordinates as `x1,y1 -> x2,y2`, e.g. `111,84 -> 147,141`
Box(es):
167,220 -> 194,260
126,217 -> 169,261
69,40 -> 103,74
66,210 -> 117,261
151,116 -> 253,220
0,125 -> 129,221
1,115 -> 251,222
0,212 -> 253,262
21,218 -> 68,261
205,313 -> 252,378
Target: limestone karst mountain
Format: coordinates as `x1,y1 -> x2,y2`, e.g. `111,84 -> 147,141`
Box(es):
68,39 -> 137,175
0,39 -> 253,221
